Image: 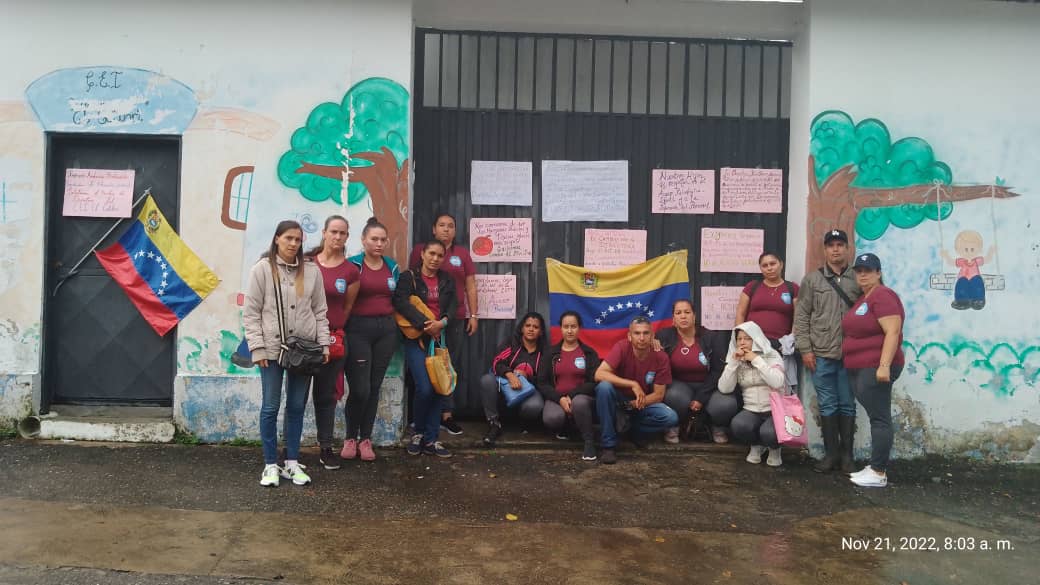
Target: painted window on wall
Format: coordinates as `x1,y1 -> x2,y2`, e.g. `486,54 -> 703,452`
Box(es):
221,166 -> 254,230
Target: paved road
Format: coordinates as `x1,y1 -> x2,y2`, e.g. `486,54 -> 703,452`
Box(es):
0,438 -> 1036,584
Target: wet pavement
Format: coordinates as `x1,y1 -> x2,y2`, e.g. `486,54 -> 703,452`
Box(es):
0,433 -> 1037,585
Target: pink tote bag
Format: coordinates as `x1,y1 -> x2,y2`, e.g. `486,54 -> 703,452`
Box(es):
770,392 -> 808,448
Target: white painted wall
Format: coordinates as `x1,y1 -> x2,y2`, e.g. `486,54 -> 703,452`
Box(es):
0,0 -> 414,435
416,0 -> 805,41
795,0 -> 1040,460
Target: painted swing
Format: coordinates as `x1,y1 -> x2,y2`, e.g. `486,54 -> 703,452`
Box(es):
929,183 -> 1005,310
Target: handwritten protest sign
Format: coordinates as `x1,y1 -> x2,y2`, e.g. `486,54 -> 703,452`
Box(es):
651,169 -> 715,214
471,161 -> 533,206
470,218 -> 533,263
63,168 -> 135,217
541,160 -> 628,222
583,229 -> 647,269
700,227 -> 764,273
700,286 -> 744,330
719,167 -> 783,213
475,274 -> 517,319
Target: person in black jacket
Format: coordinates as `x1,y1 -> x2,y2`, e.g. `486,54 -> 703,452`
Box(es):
536,311 -> 601,461
480,311 -> 548,447
658,299 -> 730,443
393,240 -> 458,458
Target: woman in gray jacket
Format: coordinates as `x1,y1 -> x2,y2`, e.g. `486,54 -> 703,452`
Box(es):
244,220 -> 330,488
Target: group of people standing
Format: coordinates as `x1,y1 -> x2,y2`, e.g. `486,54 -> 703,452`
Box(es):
243,217 -> 904,489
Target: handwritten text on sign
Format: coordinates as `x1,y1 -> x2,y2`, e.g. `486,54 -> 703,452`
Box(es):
63,169 -> 135,218
651,169 -> 715,214
719,167 -> 783,213
701,286 -> 745,331
584,229 -> 647,269
476,274 -> 518,319
541,160 -> 628,222
700,227 -> 764,273
470,218 -> 533,263
471,161 -> 533,206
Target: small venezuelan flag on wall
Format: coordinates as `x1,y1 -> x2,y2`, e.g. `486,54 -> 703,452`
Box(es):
546,250 -> 691,356
96,195 -> 220,336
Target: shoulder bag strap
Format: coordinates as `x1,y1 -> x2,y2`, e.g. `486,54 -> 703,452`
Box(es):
819,267 -> 855,308
270,263 -> 288,349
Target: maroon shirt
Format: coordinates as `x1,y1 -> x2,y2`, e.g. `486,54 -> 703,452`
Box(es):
604,340 -> 672,397
410,243 -> 475,319
841,285 -> 905,369
553,347 -> 588,394
351,263 -> 395,317
421,272 -> 441,317
316,260 -> 360,329
742,280 -> 800,340
669,341 -> 709,383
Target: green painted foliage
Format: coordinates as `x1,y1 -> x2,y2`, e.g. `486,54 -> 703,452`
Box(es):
811,110 -> 954,239
278,77 -> 409,204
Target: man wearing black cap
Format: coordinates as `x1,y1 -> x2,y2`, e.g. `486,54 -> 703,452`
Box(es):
793,229 -> 862,473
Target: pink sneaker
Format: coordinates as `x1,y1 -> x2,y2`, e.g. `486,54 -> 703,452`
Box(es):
341,439 -> 357,460
359,439 -> 376,461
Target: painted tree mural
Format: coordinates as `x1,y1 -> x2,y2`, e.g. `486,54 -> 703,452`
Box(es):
807,110 -> 1019,269
278,77 -> 410,261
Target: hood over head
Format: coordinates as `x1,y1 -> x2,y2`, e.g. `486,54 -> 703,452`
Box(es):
727,321 -> 781,364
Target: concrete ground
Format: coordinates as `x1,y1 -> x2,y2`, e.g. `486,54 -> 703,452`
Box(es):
0,425 -> 1037,585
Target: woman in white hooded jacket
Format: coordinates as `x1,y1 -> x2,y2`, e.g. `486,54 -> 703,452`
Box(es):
718,321 -> 788,467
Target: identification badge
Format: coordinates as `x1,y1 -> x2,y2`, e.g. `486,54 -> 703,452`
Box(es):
855,302 -> 868,316
698,352 -> 708,366
450,255 -> 462,267
574,356 -> 586,370
387,278 -> 397,291
781,292 -> 792,305
335,278 -> 347,293
645,371 -> 656,385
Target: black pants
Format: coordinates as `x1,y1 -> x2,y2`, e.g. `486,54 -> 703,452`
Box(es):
344,315 -> 398,440
848,364 -> 903,472
310,357 -> 345,448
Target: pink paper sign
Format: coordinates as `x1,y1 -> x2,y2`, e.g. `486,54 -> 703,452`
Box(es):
470,218 -> 533,263
475,274 -> 517,319
719,167 -> 783,213
700,227 -> 764,273
651,169 -> 715,214
700,286 -> 745,331
583,228 -> 647,270
63,168 -> 135,217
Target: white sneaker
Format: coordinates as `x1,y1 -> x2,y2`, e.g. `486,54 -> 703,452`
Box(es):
280,462 -> 311,486
259,464 -> 281,487
850,469 -> 887,488
850,466 -> 873,478
746,445 -> 765,464
766,447 -> 783,467
664,427 -> 680,444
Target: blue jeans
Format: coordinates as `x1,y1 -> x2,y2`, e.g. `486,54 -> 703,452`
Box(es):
259,361 -> 311,465
404,340 -> 443,445
595,381 -> 678,449
813,356 -> 855,416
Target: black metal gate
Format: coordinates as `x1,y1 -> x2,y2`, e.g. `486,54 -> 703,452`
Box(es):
412,29 -> 793,416
43,135 -> 181,407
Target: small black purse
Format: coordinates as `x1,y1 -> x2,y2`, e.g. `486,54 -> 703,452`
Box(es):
272,265 -> 324,376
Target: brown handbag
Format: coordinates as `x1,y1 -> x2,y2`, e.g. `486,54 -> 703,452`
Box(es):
395,294 -> 435,339
425,336 -> 456,396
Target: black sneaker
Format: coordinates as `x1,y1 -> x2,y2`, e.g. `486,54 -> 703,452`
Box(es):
406,434 -> 423,456
441,417 -> 464,435
319,447 -> 341,470
582,440 -> 597,461
422,441 -> 453,458
482,420 -> 503,447
600,448 -> 617,464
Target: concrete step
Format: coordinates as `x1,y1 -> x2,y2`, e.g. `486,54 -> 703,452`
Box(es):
39,406 -> 175,443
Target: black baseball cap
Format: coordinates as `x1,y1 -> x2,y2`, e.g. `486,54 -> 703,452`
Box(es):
824,229 -> 848,244
853,252 -> 882,271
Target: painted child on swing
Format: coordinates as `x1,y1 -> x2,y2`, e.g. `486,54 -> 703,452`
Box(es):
940,230 -> 997,310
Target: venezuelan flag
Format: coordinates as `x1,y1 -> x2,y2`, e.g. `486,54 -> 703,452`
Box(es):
96,195 -> 220,336
546,250 -> 691,356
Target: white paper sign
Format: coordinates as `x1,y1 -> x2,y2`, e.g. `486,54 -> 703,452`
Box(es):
584,229 -> 647,270
475,274 -> 518,319
471,161 -> 533,206
541,160 -> 628,222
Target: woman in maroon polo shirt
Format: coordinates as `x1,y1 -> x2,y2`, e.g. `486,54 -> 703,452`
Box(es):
535,311 -> 601,461
659,299 -> 727,443
408,213 -> 477,435
841,252 -> 905,489
735,252 -> 799,348
307,215 -> 360,470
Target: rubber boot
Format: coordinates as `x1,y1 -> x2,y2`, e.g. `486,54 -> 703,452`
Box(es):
838,415 -> 857,474
812,415 -> 840,473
